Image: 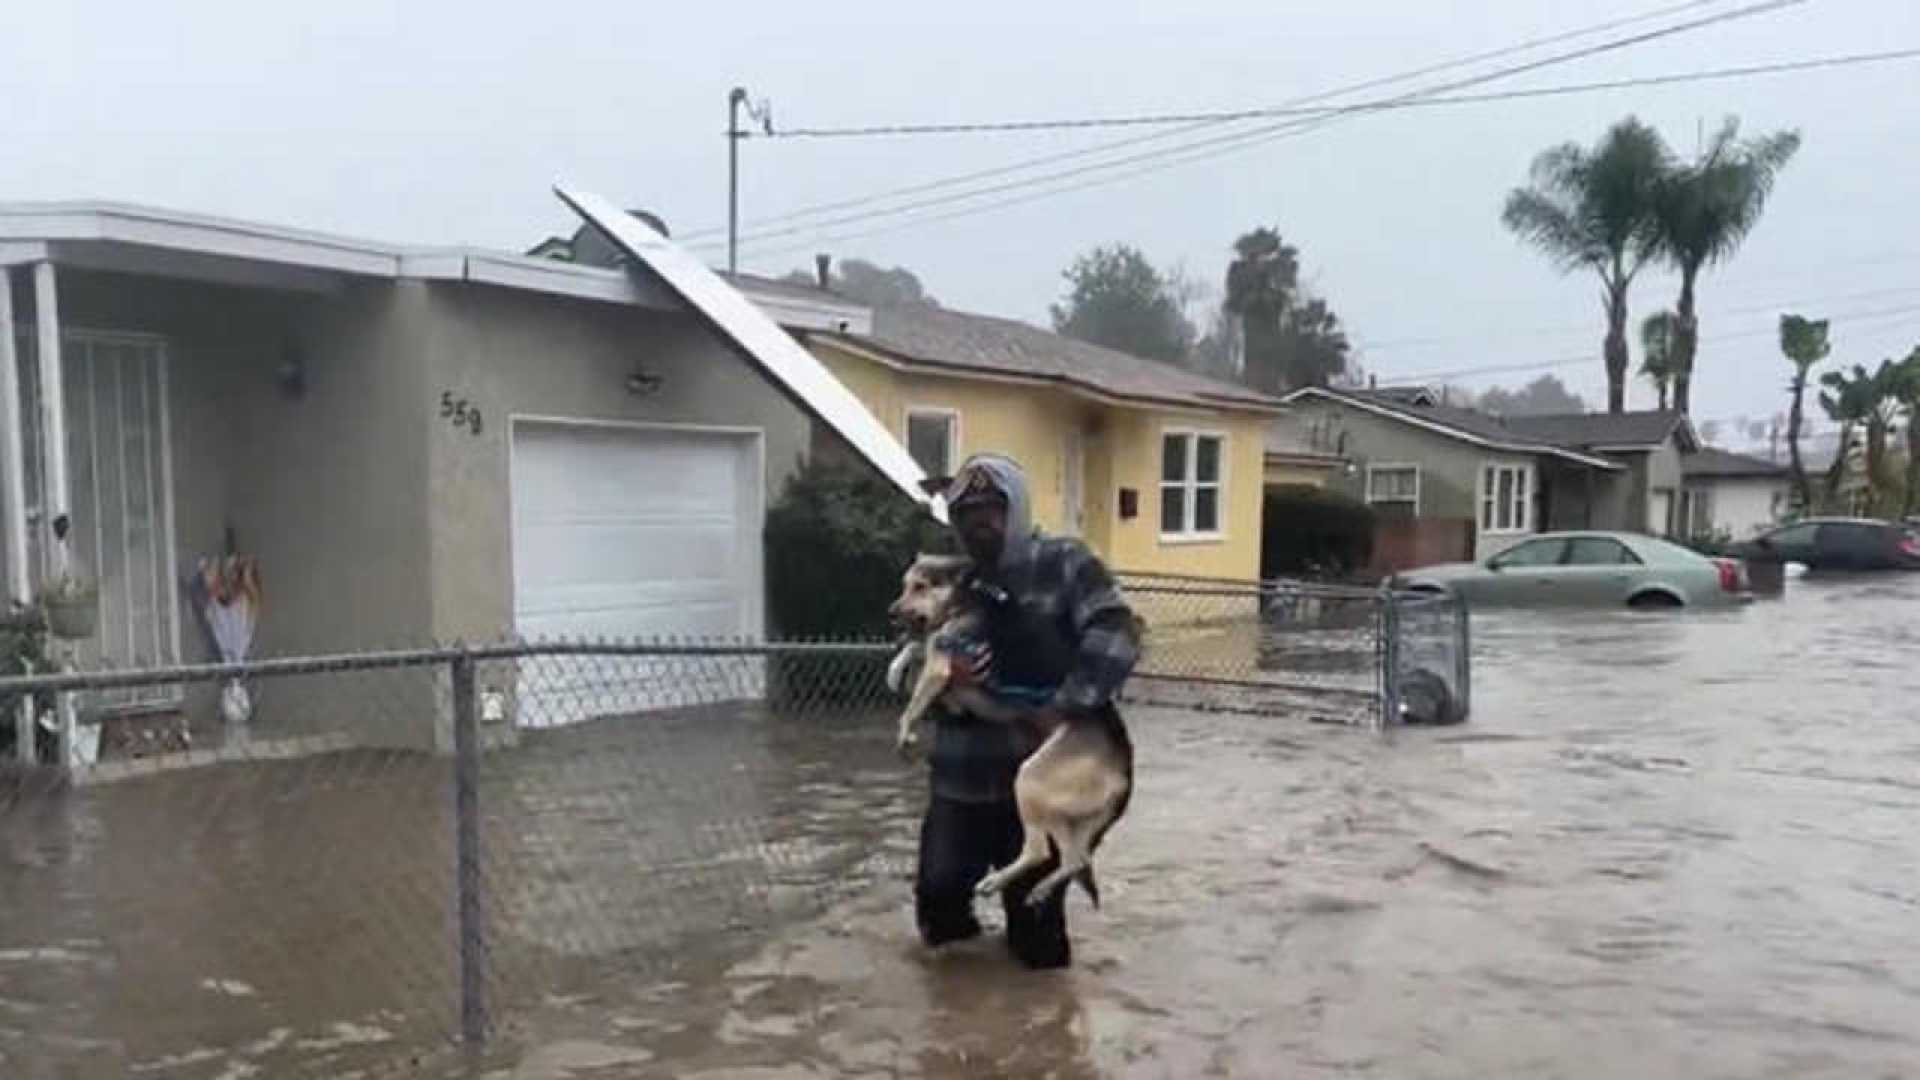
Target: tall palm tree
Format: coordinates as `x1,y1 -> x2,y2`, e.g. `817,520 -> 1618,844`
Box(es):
1778,314 -> 1831,514
1503,118 -> 1670,414
1895,347 -> 1920,517
1223,228 -> 1300,395
1818,364 -> 1879,511
1640,310 -> 1679,410
1653,118 -> 1802,415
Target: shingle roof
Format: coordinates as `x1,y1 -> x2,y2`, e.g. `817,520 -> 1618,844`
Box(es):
1682,447 -> 1788,478
1502,411 -> 1692,450
1284,388 -> 1624,469
821,304 -> 1285,412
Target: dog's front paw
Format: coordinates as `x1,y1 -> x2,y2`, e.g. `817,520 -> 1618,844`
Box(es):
894,729 -> 921,760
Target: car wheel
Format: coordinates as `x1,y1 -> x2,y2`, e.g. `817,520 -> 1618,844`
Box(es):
1627,592 -> 1683,610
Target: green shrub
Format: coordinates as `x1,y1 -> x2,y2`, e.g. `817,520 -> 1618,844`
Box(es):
1260,484 -> 1376,581
765,455 -> 953,640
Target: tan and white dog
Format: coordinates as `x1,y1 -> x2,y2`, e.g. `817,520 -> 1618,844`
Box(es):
886,553 -> 1134,908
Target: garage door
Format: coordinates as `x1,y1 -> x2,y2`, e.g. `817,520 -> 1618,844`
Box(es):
510,422 -> 764,727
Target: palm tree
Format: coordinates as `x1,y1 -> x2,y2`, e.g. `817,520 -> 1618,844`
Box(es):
1778,313 -> 1831,513
1640,310 -> 1679,410
1653,118 -> 1801,415
1895,347 -> 1920,517
1502,118 -> 1670,414
1224,228 -> 1300,395
1818,364 -> 1879,511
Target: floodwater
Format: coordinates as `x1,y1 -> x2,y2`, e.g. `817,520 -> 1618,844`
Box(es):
4,572 -> 1920,1077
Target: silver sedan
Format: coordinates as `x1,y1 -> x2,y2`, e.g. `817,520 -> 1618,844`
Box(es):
1393,531 -> 1752,609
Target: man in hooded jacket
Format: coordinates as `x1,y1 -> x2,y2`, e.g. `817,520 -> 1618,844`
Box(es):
915,452 -> 1141,970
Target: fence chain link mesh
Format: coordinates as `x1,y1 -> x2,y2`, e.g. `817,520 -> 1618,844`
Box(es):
0,579 -> 1464,1076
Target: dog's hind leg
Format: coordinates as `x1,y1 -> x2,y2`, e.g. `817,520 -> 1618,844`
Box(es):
1022,816 -> 1102,909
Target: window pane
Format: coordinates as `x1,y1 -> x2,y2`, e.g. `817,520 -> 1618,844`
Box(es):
906,413 -> 951,476
1565,538 -> 1637,565
1161,434 -> 1187,483
1491,538 -> 1566,568
1369,467 -> 1417,501
1195,436 -> 1221,483
1496,469 -> 1515,530
1512,469 -> 1529,530
1194,486 -> 1219,533
1160,484 -> 1187,532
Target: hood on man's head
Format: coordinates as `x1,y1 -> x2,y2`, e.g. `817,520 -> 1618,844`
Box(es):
945,453 -> 1034,568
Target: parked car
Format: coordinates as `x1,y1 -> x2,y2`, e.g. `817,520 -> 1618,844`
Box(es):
1730,517 -> 1920,572
1393,531 -> 1752,609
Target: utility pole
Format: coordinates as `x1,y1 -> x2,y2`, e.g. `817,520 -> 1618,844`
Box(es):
726,86 -> 772,276
728,87 -> 747,276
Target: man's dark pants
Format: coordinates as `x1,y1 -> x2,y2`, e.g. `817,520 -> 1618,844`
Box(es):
915,795 -> 1070,969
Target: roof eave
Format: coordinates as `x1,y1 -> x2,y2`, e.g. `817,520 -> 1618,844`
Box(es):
818,331 -> 1286,415
1282,387 -> 1621,470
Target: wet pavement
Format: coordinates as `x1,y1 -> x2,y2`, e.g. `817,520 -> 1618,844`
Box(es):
4,571 -> 1919,1077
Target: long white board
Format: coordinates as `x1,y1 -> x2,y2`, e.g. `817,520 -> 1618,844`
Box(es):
553,186 -> 946,524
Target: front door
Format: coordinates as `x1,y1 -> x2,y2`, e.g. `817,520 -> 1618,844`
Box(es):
1060,428 -> 1085,536
15,330 -> 181,710
1650,489 -> 1674,537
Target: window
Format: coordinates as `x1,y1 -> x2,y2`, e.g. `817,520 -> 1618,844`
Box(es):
1160,431 -> 1224,537
905,408 -> 957,478
1563,537 -> 1641,566
1480,463 -> 1533,534
1365,465 -> 1419,520
1489,537 -> 1567,569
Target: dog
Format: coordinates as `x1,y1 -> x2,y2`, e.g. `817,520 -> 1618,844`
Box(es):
885,552 -> 1134,909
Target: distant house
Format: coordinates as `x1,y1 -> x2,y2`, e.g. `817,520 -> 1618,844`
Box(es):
803,303 -> 1286,582
1274,386 -> 1699,566
1679,448 -> 1789,539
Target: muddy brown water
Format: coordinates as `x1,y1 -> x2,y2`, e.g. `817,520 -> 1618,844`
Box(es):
3,572 -> 1918,1077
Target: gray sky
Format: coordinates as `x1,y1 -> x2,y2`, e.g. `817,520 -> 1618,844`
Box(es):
5,0 -> 1916,442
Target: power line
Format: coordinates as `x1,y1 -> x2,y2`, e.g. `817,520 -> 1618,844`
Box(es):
673,0 -> 1731,244
759,47 -> 1912,140
1381,302 -> 1920,383
713,0 -> 1809,259
1357,282 -> 1920,353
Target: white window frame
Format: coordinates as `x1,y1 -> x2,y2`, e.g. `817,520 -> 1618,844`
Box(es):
1479,461 -> 1535,536
1159,427 -> 1227,543
1364,462 -> 1421,516
903,406 -> 960,479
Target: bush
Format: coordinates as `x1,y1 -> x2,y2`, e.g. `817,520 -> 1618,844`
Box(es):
766,455 -> 953,640
1260,484 -> 1376,581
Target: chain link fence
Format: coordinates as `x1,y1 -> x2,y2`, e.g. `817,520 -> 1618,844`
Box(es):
0,580 -> 1465,1076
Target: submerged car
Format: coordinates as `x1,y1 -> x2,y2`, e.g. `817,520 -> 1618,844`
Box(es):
1729,517 -> 1920,572
1394,531 -> 1751,609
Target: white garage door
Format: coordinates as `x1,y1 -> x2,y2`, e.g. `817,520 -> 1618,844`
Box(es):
510,421 -> 764,727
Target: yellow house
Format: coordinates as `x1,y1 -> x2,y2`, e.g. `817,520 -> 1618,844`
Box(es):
797,303 -> 1286,582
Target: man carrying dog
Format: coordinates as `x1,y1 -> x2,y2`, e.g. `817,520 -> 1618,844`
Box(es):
914,452 -> 1140,971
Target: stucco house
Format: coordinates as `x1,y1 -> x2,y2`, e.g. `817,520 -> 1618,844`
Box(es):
0,199 -> 927,756
800,304 -> 1286,583
1680,448 -> 1789,539
1275,385 -> 1699,564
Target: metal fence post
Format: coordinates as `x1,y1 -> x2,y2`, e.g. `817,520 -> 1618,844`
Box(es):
1377,587 -> 1402,731
1452,595 -> 1472,722
450,649 -> 486,1048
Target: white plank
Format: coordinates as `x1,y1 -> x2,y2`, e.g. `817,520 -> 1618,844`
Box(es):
552,186 -> 946,524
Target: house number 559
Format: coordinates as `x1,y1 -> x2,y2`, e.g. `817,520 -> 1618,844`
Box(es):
440,392 -> 483,436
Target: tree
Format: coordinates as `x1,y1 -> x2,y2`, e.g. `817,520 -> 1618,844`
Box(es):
1778,313 -> 1831,512
1502,117 -> 1670,414
1653,118 -> 1802,415
1894,347 -> 1920,517
1222,228 -> 1350,393
1476,374 -> 1589,416
1640,310 -> 1679,410
782,258 -> 938,308
1050,245 -> 1195,363
1818,364 -> 1880,510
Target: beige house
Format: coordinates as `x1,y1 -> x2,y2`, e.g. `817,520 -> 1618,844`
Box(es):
0,201 -> 875,754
